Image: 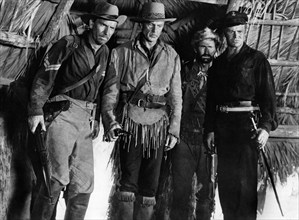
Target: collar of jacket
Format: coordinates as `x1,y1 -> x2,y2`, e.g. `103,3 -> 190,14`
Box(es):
222,42 -> 250,61
132,34 -> 166,52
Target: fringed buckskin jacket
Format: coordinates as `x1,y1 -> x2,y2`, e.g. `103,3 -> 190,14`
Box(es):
101,35 -> 182,150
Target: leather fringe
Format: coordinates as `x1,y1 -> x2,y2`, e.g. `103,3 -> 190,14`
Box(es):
118,114 -> 169,158
117,191 -> 135,202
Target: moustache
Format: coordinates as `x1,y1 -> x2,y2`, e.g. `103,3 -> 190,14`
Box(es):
199,54 -> 213,63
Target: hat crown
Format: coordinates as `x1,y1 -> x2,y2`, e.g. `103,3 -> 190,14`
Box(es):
91,2 -> 119,18
222,11 -> 248,28
140,2 -> 166,20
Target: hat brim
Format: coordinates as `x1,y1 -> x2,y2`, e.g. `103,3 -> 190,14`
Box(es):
81,14 -> 127,26
221,20 -> 247,28
130,17 -> 176,23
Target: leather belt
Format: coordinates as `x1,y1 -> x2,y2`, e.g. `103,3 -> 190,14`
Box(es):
130,92 -> 167,109
217,105 -> 260,113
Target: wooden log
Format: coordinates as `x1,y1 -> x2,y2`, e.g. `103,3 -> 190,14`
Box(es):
40,0 -> 74,47
270,125 -> 299,139
0,31 -> 37,48
188,0 -> 228,5
248,18 -> 299,26
226,0 -> 241,12
276,93 -> 299,97
268,59 -> 299,66
0,78 -> 13,86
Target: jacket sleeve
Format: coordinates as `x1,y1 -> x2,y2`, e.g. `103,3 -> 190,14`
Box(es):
101,49 -> 121,132
27,38 -> 70,116
203,65 -> 217,134
167,54 -> 182,139
255,55 -> 278,132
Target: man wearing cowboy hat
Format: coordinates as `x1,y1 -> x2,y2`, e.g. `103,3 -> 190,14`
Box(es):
101,2 -> 182,220
28,2 -> 126,220
204,11 -> 277,220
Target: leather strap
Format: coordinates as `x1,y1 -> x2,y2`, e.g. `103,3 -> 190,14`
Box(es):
56,64 -> 99,95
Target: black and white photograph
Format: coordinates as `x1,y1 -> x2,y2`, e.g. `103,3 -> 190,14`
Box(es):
0,0 -> 298,220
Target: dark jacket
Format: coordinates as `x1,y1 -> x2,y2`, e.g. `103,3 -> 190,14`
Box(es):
28,33 -> 109,117
204,43 -> 278,133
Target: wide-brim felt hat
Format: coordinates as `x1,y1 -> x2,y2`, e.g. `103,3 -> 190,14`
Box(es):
81,1 -> 127,26
131,2 -> 176,23
221,11 -> 248,28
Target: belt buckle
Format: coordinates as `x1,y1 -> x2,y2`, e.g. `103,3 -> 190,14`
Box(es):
137,99 -> 145,107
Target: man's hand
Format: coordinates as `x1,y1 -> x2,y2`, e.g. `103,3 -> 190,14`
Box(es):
104,123 -> 122,142
205,132 -> 215,151
91,120 -> 100,140
164,134 -> 178,151
256,128 -> 269,150
28,115 -> 46,133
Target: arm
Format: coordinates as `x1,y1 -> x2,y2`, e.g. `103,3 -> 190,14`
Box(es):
204,65 -> 217,149
254,55 -> 278,148
28,38 -> 70,133
165,54 -> 182,150
167,54 -> 182,139
255,56 -> 278,133
101,49 -> 122,141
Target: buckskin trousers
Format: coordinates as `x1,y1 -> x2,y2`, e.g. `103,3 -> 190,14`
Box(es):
215,112 -> 258,220
31,96 -> 94,220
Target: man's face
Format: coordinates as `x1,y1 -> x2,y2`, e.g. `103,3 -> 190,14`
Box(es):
90,18 -> 117,45
196,39 -> 217,64
142,21 -> 165,43
224,24 -> 246,48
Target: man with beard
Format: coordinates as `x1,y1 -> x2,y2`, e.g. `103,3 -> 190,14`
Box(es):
204,11 -> 277,220
27,2 -> 126,219
170,27 -> 221,220
101,2 -> 182,220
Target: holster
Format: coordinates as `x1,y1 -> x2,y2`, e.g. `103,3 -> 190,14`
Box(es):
43,100 -> 71,122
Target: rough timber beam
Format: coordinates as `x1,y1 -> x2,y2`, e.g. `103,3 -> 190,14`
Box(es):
40,0 -> 74,47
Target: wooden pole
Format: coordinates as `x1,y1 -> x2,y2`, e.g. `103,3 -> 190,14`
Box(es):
40,0 -> 74,47
226,0 -> 241,12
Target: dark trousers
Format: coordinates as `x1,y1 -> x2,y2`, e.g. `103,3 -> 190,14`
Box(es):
119,142 -> 165,197
170,139 -> 212,220
215,113 -> 258,220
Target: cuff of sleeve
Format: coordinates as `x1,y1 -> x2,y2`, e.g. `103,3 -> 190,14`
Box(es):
259,124 -> 271,134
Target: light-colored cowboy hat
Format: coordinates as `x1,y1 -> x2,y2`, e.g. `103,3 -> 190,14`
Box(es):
131,2 -> 176,23
81,1 -> 127,26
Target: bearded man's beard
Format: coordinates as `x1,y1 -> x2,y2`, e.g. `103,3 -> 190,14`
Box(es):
198,54 -> 213,64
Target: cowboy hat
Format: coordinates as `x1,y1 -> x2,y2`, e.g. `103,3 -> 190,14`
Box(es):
81,1 -> 127,26
131,2 -> 176,23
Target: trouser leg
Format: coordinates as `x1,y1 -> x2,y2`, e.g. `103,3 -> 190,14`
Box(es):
216,114 -> 258,220
31,178 -> 64,220
170,140 -> 196,220
196,144 -> 213,220
117,191 -> 135,220
134,196 -> 155,220
64,192 -> 91,220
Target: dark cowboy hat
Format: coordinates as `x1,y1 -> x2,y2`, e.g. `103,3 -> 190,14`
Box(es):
81,1 -> 127,26
131,2 -> 176,23
221,11 -> 248,28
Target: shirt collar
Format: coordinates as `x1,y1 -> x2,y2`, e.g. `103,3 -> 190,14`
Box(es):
87,33 -> 103,53
133,34 -> 166,51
